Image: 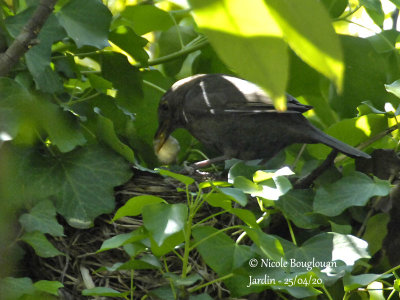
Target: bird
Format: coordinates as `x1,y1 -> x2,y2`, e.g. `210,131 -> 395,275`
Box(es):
153,74 -> 370,166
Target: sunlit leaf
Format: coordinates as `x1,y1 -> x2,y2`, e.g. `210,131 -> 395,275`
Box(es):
264,0 -> 344,91
314,172 -> 391,216
189,0 -> 288,108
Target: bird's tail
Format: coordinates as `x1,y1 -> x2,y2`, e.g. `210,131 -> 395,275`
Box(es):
309,126 -> 370,159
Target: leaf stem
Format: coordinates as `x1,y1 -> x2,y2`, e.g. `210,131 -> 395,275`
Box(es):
187,273 -> 234,293
133,36 -> 208,68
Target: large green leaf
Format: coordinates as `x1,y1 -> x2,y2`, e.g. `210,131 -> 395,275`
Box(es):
0,78 -> 32,141
57,0 -> 112,48
158,25 -> 198,76
360,0 -> 384,27
362,213 -> 390,256
117,4 -> 174,35
331,35 -> 400,117
142,203 -> 188,246
314,172 -> 391,217
243,227 -> 284,261
109,26 -> 149,65
343,273 -> 390,292
192,226 -> 253,275
21,231 -> 64,258
112,195 -> 167,221
34,280 -> 64,296
35,97 -> 87,153
276,190 -> 326,229
0,277 -> 35,300
6,8 -> 66,93
19,199 -> 64,236
96,114 -> 135,162
320,0 -> 348,18
282,232 -> 369,282
189,0 -> 288,108
265,0 -> 344,91
5,144 -> 132,228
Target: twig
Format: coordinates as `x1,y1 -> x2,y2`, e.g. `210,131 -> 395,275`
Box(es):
294,149 -> 338,189
0,0 -> 57,76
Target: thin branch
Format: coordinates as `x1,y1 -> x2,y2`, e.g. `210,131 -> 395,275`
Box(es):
294,149 -> 338,189
0,0 -> 57,76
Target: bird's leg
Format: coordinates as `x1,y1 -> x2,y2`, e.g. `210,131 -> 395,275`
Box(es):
294,149 -> 338,189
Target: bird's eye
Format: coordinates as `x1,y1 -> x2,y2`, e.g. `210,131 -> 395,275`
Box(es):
160,101 -> 169,112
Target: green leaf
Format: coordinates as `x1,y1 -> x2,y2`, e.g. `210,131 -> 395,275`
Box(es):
320,0 -> 348,18
343,273 -> 390,291
117,254 -> 162,270
157,168 -> 195,185
98,228 -> 148,252
385,79 -> 400,99
205,193 -> 233,211
6,8 -> 66,93
243,227 -> 284,261
142,203 -> 188,246
329,221 -> 352,234
284,232 -> 369,271
149,231 -> 185,257
113,195 -> 167,221
250,168 -> 293,200
192,226 -> 253,275
87,74 -> 113,94
0,78 -> 33,141
314,172 -> 391,216
277,190 -> 325,229
360,0 -> 384,27
367,281 -> 385,300
189,294 -> 214,300
39,99 -> 87,153
331,36 -> 400,118
189,0 -> 288,108
118,4 -> 174,35
264,0 -> 344,91
230,208 -> 259,228
7,145 -> 132,229
82,287 -> 129,297
33,280 -> 64,296
233,176 -> 262,194
362,213 -> 390,256
0,277 -> 35,300
57,0 -> 112,48
218,187 -> 247,206
21,231 -> 64,258
158,25 -> 198,76
19,199 -> 64,236
96,114 -> 135,162
109,26 -> 149,65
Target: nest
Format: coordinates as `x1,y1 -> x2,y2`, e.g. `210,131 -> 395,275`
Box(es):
23,169 -> 257,300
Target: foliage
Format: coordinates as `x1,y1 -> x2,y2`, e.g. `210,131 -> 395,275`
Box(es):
0,0 -> 400,299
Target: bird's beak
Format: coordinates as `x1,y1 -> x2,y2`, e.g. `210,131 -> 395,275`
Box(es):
154,120 -> 171,153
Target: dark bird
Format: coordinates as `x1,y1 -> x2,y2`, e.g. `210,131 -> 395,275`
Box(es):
154,74 -> 370,165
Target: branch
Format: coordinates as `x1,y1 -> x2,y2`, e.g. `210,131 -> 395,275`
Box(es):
294,149 -> 338,189
0,0 -> 57,76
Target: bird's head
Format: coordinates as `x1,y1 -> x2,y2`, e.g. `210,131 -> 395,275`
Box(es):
153,89 -> 185,153
153,74 -> 207,154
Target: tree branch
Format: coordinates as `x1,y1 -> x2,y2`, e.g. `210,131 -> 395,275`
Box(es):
0,0 -> 57,77
294,149 -> 338,189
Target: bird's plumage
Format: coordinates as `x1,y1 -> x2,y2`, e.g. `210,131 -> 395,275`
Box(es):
154,74 -> 370,162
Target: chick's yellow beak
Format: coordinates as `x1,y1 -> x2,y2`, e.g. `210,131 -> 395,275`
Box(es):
153,121 -> 170,153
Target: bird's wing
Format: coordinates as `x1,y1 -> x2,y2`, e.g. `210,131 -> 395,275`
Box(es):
185,89 -> 312,116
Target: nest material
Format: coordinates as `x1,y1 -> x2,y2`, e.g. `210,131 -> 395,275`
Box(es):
24,169 -> 243,300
